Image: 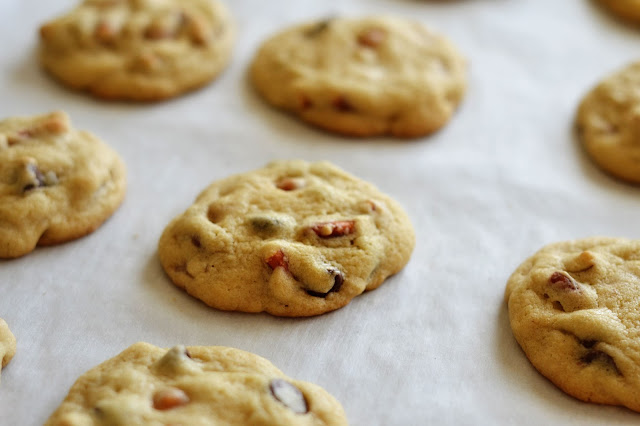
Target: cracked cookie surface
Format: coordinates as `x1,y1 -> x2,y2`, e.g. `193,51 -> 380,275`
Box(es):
505,237 -> 640,412
576,62 -> 640,183
0,318 -> 16,384
250,16 -> 466,138
596,0 -> 640,23
45,342 -> 348,425
158,160 -> 415,316
39,0 -> 234,101
0,111 -> 126,258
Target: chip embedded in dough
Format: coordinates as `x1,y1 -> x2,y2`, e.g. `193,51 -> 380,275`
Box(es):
576,62 -> 640,183
0,111 -> 126,258
596,0 -> 640,23
0,318 -> 16,383
250,16 -> 467,138
505,237 -> 640,412
39,0 -> 234,101
45,342 -> 348,425
158,160 -> 415,316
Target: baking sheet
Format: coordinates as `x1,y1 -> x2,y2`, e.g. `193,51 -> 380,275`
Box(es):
1,0 -> 640,424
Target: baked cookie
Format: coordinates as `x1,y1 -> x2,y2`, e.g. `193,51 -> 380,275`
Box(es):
158,160 -> 415,317
39,0 -> 234,101
0,111 -> 126,258
45,342 -> 348,425
250,16 -> 466,138
0,318 -> 16,384
596,0 -> 640,23
576,62 -> 640,183
505,237 -> 640,412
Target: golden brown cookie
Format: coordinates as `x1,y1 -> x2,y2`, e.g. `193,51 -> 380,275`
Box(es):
250,16 -> 466,138
0,318 -> 16,384
0,111 -> 126,258
576,62 -> 640,183
45,342 -> 348,425
158,160 -> 415,316
596,0 -> 640,23
505,237 -> 640,412
39,0 -> 234,101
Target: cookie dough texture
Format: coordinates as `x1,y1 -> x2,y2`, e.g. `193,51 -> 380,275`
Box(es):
45,342 -> 348,425
250,16 -> 466,138
576,62 -> 640,183
596,0 -> 640,23
39,0 -> 234,101
505,237 -> 640,412
158,160 -> 415,317
0,111 -> 126,258
0,319 -> 16,383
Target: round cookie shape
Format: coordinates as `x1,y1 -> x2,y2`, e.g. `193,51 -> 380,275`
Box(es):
250,16 -> 467,138
45,342 -> 348,425
0,318 -> 16,383
576,62 -> 640,183
596,0 -> 640,23
505,237 -> 640,412
0,111 -> 126,258
158,160 -> 415,317
39,0 -> 234,101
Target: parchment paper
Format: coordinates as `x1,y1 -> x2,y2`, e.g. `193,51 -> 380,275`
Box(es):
1,0 -> 639,424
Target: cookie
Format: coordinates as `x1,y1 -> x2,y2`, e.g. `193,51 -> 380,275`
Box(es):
0,111 -> 126,258
39,0 -> 234,101
576,62 -> 640,183
596,0 -> 640,23
505,237 -> 640,412
158,160 -> 415,317
250,16 -> 466,138
45,342 -> 348,425
0,319 -> 16,383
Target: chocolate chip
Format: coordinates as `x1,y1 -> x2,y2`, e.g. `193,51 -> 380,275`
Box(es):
269,379 -> 308,414
300,96 -> 313,110
306,269 -> 344,298
581,350 -> 621,375
304,19 -> 332,37
250,217 -> 281,233
23,163 -> 46,192
207,205 -> 223,223
549,272 -> 578,291
332,96 -> 354,112
552,301 -> 565,312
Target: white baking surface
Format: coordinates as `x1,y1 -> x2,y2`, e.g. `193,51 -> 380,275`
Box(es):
1,0 -> 639,424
